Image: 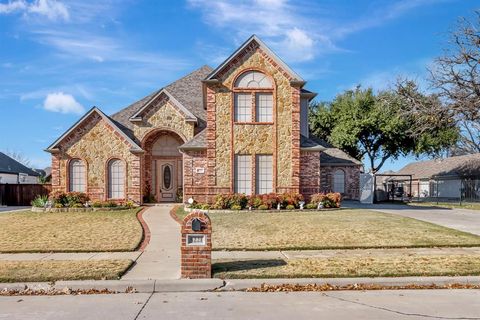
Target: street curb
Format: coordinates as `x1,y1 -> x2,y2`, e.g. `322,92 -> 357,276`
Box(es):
219,276 -> 480,291
2,276 -> 480,294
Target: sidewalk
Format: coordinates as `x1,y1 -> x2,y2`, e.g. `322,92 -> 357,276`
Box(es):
0,251 -> 141,261
122,204 -> 180,280
212,247 -> 480,260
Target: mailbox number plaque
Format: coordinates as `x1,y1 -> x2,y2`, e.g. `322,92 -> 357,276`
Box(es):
187,234 -> 206,246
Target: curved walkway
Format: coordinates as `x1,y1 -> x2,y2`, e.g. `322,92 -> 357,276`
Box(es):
122,205 -> 180,280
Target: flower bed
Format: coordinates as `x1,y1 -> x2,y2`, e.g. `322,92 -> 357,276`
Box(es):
31,192 -> 137,212
187,192 -> 341,211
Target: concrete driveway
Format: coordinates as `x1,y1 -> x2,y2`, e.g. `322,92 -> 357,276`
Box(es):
344,201 -> 480,236
0,206 -> 29,213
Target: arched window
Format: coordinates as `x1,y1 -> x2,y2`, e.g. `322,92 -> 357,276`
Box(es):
69,159 -> 86,192
333,169 -> 345,193
233,70 -> 274,123
234,70 -> 273,88
108,159 -> 125,199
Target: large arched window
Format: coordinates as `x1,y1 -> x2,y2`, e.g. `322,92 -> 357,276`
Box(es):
69,159 -> 86,192
233,70 -> 274,123
108,159 -> 125,199
333,169 -> 345,193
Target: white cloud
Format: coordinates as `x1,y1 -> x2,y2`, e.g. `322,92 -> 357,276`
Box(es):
188,0 -> 447,63
0,0 -> 69,21
43,92 -> 85,114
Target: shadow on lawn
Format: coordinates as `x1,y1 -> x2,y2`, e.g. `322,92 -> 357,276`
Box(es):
213,259 -> 287,273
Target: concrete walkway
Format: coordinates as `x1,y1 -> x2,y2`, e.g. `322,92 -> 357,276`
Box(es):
122,205 -> 180,280
344,201 -> 480,236
0,206 -> 29,213
0,252 -> 141,261
213,247 -> 480,260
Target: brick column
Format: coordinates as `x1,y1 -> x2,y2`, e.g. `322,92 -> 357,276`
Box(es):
181,210 -> 212,279
291,86 -> 301,193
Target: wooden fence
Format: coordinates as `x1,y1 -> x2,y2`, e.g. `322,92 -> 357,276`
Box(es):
0,184 -> 52,206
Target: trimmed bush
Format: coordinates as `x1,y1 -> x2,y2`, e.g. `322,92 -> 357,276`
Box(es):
31,195 -> 49,208
309,192 -> 341,208
285,204 -> 295,210
257,204 -> 269,210
305,203 -> 317,209
230,204 -> 242,210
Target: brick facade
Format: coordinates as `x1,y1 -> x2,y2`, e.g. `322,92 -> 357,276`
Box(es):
49,36 -> 362,205
181,211 -> 212,279
320,165 -> 361,200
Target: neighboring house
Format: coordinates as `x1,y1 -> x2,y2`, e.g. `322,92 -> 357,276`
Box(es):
0,152 -> 40,184
46,35 -> 362,204
392,154 -> 480,200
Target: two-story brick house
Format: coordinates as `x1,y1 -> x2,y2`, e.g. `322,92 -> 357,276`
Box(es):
46,35 -> 362,204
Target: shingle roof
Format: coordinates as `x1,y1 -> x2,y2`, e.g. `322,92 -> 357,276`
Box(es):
395,154 -> 480,179
111,65 -> 213,131
0,152 -> 40,176
179,129 -> 207,150
301,135 -> 362,166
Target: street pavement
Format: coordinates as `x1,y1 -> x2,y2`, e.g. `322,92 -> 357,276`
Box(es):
0,289 -> 479,319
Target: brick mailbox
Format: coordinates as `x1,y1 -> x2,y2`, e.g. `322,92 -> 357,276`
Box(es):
181,210 -> 212,279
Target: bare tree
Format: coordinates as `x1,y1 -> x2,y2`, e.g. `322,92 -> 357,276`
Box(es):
429,11 -> 480,154
3,150 -> 32,167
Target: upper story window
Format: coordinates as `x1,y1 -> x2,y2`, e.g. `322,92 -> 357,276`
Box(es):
233,70 -> 274,123
69,159 -> 86,192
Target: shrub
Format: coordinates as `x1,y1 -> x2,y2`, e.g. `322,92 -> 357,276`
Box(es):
309,192 -> 341,208
257,204 -> 269,210
200,204 -> 211,210
49,191 -> 67,206
305,203 -> 317,209
213,194 -> 230,209
277,192 -> 303,208
229,193 -> 248,209
247,195 -> 263,209
71,203 -> 84,208
214,193 -> 248,209
230,204 -> 242,210
260,193 -> 279,209
123,200 -> 135,209
92,201 -> 103,208
103,201 -> 118,208
285,204 -> 295,210
31,195 -> 48,208
54,203 -> 63,208
65,192 -> 89,207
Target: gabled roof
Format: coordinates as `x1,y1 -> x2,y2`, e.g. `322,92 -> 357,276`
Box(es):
205,35 -> 304,82
179,129 -> 207,150
0,152 -> 40,176
129,88 -> 197,122
45,107 -> 143,153
394,154 -> 480,180
301,135 -> 362,165
111,65 -> 212,130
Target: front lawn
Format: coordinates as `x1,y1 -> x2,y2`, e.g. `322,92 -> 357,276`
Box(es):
0,209 -> 143,253
0,260 -> 132,282
175,207 -> 480,250
213,254 -> 480,278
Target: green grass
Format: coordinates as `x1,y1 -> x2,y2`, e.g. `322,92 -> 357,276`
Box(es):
409,202 -> 480,211
0,209 -> 143,253
175,207 -> 480,250
0,259 -> 133,282
213,255 -> 480,278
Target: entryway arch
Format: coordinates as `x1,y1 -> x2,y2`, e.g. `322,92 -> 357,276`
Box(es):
142,129 -> 185,203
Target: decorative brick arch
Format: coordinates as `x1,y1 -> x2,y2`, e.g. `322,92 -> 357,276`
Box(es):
141,128 -> 186,202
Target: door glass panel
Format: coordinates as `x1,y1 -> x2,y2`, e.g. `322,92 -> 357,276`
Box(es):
163,165 -> 171,189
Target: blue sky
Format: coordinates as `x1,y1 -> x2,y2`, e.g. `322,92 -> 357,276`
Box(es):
0,0 -> 477,171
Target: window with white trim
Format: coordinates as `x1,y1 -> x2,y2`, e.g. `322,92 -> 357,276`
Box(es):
255,93 -> 273,122
256,155 -> 273,194
234,71 -> 273,88
234,154 -> 252,195
69,159 -> 85,192
234,93 -> 252,122
333,169 -> 345,193
108,159 -> 125,199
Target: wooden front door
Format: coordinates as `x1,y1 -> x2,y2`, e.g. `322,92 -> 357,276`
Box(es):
156,160 -> 176,202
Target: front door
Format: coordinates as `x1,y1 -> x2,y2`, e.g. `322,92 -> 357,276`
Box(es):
156,160 -> 176,202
